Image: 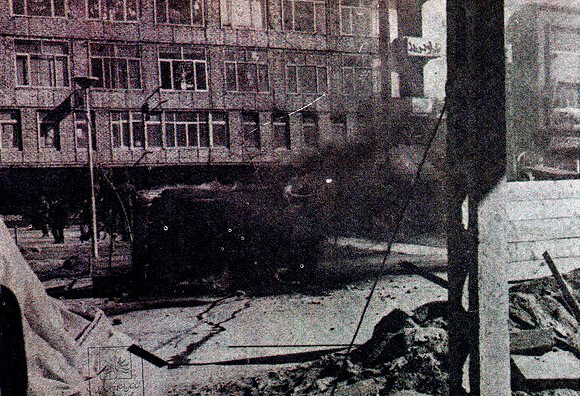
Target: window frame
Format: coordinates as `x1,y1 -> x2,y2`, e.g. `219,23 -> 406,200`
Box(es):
272,111 -> 291,149
0,110 -> 23,151
89,43 -> 142,90
37,110 -> 61,151
158,46 -> 208,92
86,0 -> 139,22
73,110 -> 97,151
110,110 -> 230,150
221,0 -> 265,30
154,0 -> 204,26
282,0 -> 325,33
11,0 -> 66,18
302,111 -> 319,147
241,111 -> 261,149
285,63 -> 328,94
14,39 -> 70,88
338,0 -> 378,37
110,111 -> 144,149
224,60 -> 270,93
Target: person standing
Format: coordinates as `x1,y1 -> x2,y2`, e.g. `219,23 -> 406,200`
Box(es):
49,199 -> 68,244
38,196 -> 50,238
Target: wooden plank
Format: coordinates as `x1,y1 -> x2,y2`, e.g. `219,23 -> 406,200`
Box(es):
478,190 -> 511,396
509,217 -> 580,242
506,198 -> 580,221
508,239 -> 580,262
501,179 -> 580,201
507,256 -> 580,281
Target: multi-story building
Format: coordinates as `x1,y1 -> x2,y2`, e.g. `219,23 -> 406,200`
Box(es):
0,0 -> 445,207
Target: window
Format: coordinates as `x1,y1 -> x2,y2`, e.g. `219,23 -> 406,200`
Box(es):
342,54 -> 375,95
506,5 -> 580,179
90,43 -> 141,89
0,111 -> 22,151
38,111 -> 61,150
111,111 -> 228,149
286,54 -> 327,94
242,112 -> 260,149
302,112 -> 319,147
87,0 -> 138,21
283,0 -> 325,33
272,112 -> 291,149
339,0 -> 377,36
331,114 -> 347,139
15,40 -> 69,87
111,111 -> 144,149
74,111 -> 96,150
221,0 -> 264,29
155,0 -> 202,25
210,112 -> 229,147
164,111 -> 210,147
11,0 -> 65,17
225,49 -> 269,92
159,46 -> 207,91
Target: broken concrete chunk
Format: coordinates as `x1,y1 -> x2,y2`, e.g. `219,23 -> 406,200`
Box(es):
510,328 -> 555,355
512,350 -> 580,391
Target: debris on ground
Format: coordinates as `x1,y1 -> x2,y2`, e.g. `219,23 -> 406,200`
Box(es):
177,270 -> 580,396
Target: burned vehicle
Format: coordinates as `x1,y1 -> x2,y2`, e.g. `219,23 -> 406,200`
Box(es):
132,181 -> 325,293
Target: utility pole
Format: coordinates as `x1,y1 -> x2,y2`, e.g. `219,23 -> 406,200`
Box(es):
74,76 -> 100,270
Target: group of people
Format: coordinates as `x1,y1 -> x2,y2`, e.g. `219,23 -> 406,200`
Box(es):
36,175 -> 136,244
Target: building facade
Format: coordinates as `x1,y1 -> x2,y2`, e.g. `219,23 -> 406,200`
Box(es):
0,0 -> 446,171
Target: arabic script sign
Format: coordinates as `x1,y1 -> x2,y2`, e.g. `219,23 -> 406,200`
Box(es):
405,37 -> 443,57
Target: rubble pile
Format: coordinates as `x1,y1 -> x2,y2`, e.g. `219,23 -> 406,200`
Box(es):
179,271 -> 580,396
186,301 -> 449,396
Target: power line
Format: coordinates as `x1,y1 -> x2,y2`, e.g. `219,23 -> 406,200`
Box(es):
329,96 -> 448,396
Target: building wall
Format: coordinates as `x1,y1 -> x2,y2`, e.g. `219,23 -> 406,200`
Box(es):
0,0 -> 388,167
0,0 -> 447,168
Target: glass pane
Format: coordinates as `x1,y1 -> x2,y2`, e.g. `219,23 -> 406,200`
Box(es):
173,61 -> 194,90
53,0 -> 65,16
317,67 -> 327,92
287,66 -> 297,93
30,57 -> 51,86
112,123 -> 121,147
160,61 -> 172,89
199,122 -> 209,147
55,56 -> 69,87
165,123 -> 176,147
43,42 -> 68,55
187,124 -> 198,146
28,0 -> 51,16
16,56 -> 28,85
147,123 -> 162,147
91,58 -> 104,87
192,0 -> 202,24
117,58 -> 129,89
176,124 -> 187,146
294,1 -> 314,32
353,7 -> 371,35
127,0 -> 138,20
238,63 -> 257,91
340,8 -> 351,34
169,0 -> 191,24
156,0 -> 167,22
232,0 -> 251,27
298,66 -> 317,93
283,0 -> 293,30
133,120 -> 144,147
195,62 -> 207,90
225,62 -> 237,91
258,64 -> 269,92
129,60 -> 141,89
12,0 -> 25,14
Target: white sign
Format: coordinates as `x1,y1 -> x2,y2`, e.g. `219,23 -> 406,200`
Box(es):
405,37 -> 443,57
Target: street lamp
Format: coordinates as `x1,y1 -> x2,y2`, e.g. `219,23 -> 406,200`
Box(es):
74,76 -> 100,268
